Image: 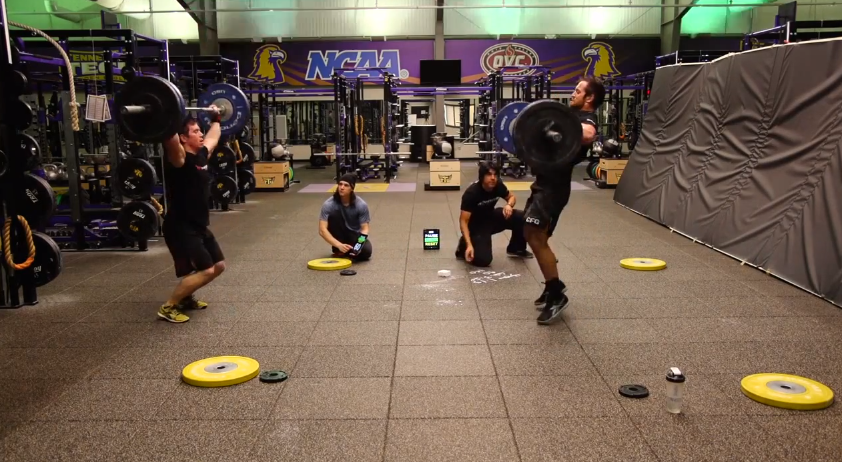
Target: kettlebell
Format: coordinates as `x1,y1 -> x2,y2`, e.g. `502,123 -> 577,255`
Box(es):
54,162 -> 68,181
43,163 -> 58,182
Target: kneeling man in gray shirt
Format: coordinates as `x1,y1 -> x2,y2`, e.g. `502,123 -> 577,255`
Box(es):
318,174 -> 373,261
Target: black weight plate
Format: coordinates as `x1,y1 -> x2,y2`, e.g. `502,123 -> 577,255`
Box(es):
121,66 -> 136,81
30,231 -> 63,287
11,99 -> 34,131
10,70 -> 28,95
237,168 -> 256,195
238,125 -> 251,142
259,370 -> 289,383
587,160 -> 598,179
115,75 -> 186,143
0,150 -> 7,178
118,158 -> 157,199
117,200 -> 160,241
211,175 -> 239,203
17,133 -> 41,170
340,269 -> 357,276
513,100 -> 582,174
18,173 -> 56,227
239,143 -> 255,169
619,384 -> 649,399
210,146 -> 237,174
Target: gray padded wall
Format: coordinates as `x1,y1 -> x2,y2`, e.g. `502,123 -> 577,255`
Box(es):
614,39 -> 842,306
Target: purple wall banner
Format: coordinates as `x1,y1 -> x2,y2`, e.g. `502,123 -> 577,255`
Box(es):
446,39 -> 660,83
223,40 -> 434,86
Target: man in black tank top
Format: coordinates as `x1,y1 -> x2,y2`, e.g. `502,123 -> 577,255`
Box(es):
523,76 -> 605,325
157,108 -> 225,323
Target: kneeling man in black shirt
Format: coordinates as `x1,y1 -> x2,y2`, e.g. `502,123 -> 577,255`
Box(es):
456,162 -> 533,267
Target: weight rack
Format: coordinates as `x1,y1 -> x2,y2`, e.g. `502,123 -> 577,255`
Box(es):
0,5 -> 51,308
11,26 -> 171,252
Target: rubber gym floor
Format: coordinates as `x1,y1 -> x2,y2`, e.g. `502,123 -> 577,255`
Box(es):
1,161 -> 841,461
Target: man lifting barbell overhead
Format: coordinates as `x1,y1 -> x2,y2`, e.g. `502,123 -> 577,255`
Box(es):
456,162 -> 532,267
527,76 -> 605,325
157,109 -> 226,323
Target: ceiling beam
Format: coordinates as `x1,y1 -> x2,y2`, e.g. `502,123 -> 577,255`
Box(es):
176,0 -> 206,26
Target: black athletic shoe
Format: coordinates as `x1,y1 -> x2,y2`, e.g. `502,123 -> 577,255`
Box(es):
507,249 -> 534,259
534,281 -> 567,309
455,249 -> 465,260
537,293 -> 569,325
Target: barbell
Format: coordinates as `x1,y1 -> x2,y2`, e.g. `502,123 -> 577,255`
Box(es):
493,99 -> 583,173
115,75 -> 250,144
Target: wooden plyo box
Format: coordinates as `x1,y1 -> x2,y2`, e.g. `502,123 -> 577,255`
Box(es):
599,158 -> 628,186
254,161 -> 289,190
425,159 -> 461,191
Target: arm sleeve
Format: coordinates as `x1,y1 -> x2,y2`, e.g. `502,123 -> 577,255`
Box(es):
460,189 -> 476,212
497,182 -> 510,199
358,203 -> 371,224
319,201 -> 333,221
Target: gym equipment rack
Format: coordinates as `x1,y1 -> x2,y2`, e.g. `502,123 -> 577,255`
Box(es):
11,26 -> 170,252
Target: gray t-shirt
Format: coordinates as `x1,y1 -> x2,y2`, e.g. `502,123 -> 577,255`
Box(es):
319,197 -> 371,232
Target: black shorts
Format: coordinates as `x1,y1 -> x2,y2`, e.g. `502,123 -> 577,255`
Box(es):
523,172 -> 572,237
163,219 -> 225,278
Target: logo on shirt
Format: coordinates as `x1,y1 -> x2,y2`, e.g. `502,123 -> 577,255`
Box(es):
476,198 -> 499,207
195,165 -> 208,171
480,43 -> 540,76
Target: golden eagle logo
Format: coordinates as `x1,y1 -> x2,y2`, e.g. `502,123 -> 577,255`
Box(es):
248,44 -> 288,84
582,42 -> 620,80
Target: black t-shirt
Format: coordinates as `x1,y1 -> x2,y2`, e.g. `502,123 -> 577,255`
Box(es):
164,146 -> 211,228
532,110 -> 598,189
460,180 -> 509,228
578,110 -> 598,162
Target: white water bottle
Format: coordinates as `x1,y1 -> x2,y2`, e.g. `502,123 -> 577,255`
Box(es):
666,367 -> 685,414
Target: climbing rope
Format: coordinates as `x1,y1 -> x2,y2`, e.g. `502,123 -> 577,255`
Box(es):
9,21 -> 80,132
2,216 -> 36,271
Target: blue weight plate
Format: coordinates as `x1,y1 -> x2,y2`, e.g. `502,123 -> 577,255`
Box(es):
493,102 -> 528,155
197,83 -> 250,137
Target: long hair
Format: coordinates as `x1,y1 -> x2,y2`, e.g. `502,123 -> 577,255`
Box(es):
477,161 -> 499,182
333,189 -> 356,205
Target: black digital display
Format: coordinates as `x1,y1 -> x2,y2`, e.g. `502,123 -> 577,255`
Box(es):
423,229 -> 440,250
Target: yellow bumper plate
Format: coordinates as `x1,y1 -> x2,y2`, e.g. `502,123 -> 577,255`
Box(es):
620,258 -> 666,271
182,356 -> 260,388
741,373 -> 834,410
307,258 -> 352,271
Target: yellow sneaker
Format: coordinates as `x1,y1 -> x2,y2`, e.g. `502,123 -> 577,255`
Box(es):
179,295 -> 208,310
157,304 -> 190,323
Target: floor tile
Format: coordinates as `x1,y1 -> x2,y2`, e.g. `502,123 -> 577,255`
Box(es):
254,420 -> 386,462
499,375 -> 624,418
395,345 -> 495,376
384,419 -> 518,462
512,417 -> 659,462
273,377 -> 391,419
389,376 -> 506,418
398,320 -> 486,345
293,345 -> 395,377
